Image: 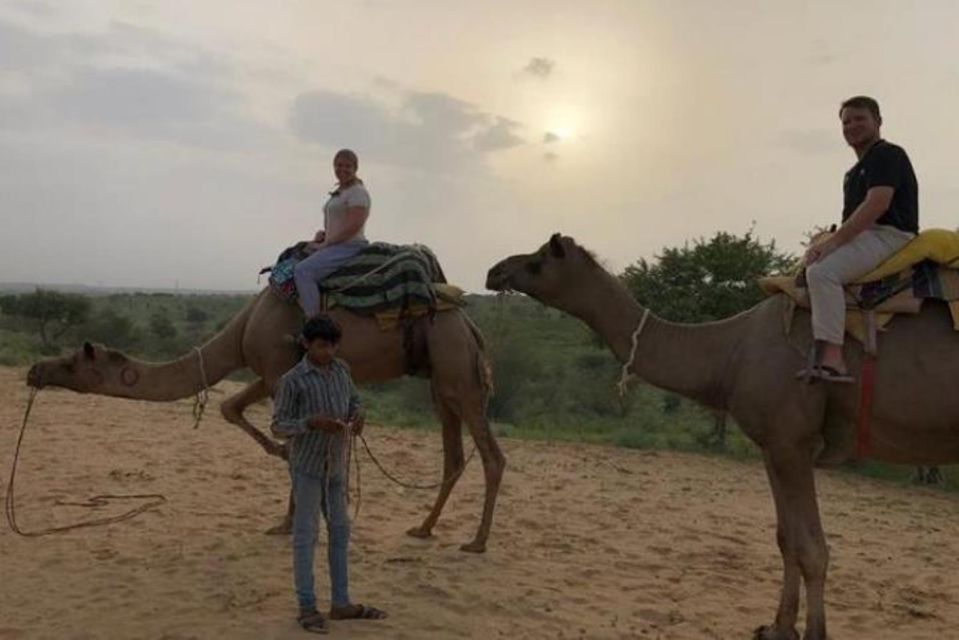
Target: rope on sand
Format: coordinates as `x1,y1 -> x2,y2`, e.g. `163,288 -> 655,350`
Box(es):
5,388 -> 166,537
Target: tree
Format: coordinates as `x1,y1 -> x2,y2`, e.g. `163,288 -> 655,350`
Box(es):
621,229 -> 795,323
185,306 -> 208,324
621,230 -> 794,447
0,289 -> 91,351
149,310 -> 178,340
82,308 -> 139,350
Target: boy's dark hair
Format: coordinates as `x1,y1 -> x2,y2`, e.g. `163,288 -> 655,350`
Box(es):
302,314 -> 342,344
839,96 -> 881,121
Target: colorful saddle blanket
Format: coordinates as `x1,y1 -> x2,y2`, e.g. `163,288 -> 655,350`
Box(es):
759,229 -> 959,342
262,242 -> 451,316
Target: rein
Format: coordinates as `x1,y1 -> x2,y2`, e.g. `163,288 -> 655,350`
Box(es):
358,433 -> 476,491
192,347 -> 210,429
5,388 -> 167,537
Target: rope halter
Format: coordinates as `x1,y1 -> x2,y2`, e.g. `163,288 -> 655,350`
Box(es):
616,308 -> 651,397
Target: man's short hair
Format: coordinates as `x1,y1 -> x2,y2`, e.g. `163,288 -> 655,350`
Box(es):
302,314 -> 343,344
839,96 -> 881,121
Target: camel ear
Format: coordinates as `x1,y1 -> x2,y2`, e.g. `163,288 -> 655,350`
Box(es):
548,233 -> 566,258
82,342 -> 96,361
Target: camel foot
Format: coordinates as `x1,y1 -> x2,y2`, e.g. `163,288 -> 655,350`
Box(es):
753,625 -> 799,640
405,526 -> 433,540
459,540 -> 487,554
262,441 -> 288,460
265,519 -> 292,535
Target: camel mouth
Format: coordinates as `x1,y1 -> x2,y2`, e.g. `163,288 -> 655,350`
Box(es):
485,264 -> 515,292
484,274 -> 512,293
26,365 -> 43,389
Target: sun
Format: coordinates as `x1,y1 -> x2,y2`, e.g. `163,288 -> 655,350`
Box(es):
544,105 -> 582,142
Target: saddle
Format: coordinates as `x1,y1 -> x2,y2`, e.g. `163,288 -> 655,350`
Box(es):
761,229 -> 959,462
759,228 -> 959,343
260,241 -> 465,329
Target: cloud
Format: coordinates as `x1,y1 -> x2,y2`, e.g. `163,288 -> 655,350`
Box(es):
543,131 -> 561,144
474,117 -> 524,152
522,57 -> 555,78
0,18 -> 274,149
54,67 -> 222,126
290,87 -> 525,170
0,18 -> 59,69
543,151 -> 558,162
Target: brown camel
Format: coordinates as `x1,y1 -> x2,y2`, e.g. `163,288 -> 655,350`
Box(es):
487,233 -> 959,640
25,288 -> 505,553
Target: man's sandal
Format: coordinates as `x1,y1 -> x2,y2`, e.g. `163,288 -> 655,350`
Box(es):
795,365 -> 855,384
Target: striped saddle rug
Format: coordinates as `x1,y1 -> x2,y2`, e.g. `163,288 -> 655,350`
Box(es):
262,241 -> 448,316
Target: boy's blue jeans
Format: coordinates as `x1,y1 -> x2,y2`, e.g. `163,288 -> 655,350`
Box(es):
290,467 -> 350,612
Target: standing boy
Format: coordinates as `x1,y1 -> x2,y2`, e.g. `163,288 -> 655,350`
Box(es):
271,314 -> 387,634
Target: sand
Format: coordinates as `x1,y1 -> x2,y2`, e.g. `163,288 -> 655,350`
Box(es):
3,365 -> 959,639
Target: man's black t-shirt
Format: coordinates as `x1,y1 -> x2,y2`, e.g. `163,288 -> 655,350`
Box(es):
842,139 -> 918,233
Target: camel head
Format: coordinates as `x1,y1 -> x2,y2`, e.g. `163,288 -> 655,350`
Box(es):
27,342 -> 136,393
486,233 -> 604,313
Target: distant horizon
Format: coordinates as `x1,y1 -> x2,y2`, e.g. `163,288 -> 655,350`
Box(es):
0,280 -> 260,296
0,280 -> 507,297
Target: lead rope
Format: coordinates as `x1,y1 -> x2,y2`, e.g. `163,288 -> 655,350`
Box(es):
357,432 -> 475,490
5,388 -> 167,536
192,347 -> 210,429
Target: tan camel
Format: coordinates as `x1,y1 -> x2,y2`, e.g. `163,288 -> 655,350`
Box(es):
487,233 -> 959,640
25,288 -> 505,553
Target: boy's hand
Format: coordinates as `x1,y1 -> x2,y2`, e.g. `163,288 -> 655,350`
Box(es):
309,415 -> 347,433
348,412 -> 366,436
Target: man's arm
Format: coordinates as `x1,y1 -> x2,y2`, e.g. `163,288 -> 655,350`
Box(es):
805,186 -> 894,264
833,186 -> 894,242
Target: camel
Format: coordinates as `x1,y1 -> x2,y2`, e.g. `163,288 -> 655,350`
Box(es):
25,288 -> 505,553
486,233 -> 959,640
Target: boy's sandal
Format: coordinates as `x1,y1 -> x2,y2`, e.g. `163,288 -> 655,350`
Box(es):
297,610 -> 330,634
329,603 -> 388,620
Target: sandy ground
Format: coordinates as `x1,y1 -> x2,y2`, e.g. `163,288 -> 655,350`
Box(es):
3,366 -> 959,639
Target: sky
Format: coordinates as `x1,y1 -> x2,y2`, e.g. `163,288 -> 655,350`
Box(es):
1,0 -> 957,292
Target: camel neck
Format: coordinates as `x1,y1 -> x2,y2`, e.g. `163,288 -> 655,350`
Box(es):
109,300 -> 252,401
576,269 -> 743,409
124,345 -> 237,401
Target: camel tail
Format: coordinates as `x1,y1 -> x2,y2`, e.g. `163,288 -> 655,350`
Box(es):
464,314 -> 494,403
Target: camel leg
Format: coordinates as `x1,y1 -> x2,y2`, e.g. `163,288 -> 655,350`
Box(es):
458,403 -> 505,554
264,487 -> 295,536
219,378 -> 284,458
754,445 -> 828,640
406,393 -> 467,540
220,378 -> 294,535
